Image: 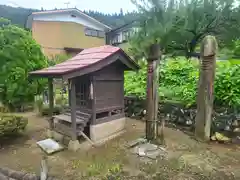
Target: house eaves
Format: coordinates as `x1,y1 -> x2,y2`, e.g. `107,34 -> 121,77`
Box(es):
26,8 -> 112,31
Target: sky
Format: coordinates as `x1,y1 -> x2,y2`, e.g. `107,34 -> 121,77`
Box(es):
1,0 -> 137,13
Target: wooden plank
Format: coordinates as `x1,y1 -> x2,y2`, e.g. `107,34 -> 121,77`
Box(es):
121,72 -> 125,111
76,110 -> 91,118
146,44 -> 160,141
54,114 -> 85,124
96,106 -> 124,113
65,108 -> 91,118
55,123 -> 73,137
70,79 -> 77,140
93,63 -> 123,81
195,36 -> 217,141
48,78 -> 54,129
63,112 -> 88,121
95,113 -> 125,125
55,122 -> 84,136
92,76 -> 96,124
79,131 -> 95,146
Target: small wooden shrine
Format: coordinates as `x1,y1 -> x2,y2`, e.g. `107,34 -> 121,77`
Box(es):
30,45 -> 139,148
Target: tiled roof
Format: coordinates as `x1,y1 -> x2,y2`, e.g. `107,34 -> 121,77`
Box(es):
30,45 -> 137,77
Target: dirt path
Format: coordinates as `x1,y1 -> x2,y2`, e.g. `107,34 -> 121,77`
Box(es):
0,112 -> 239,179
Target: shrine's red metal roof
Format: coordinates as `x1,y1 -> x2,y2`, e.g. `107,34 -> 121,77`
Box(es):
30,45 -> 139,77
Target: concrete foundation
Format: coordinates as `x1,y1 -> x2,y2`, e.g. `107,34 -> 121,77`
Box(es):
46,129 -> 54,138
90,117 -> 126,144
53,131 -> 64,143
68,140 -> 81,151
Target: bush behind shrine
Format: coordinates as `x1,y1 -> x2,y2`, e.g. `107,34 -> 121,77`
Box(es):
124,58 -> 240,109
0,19 -> 48,111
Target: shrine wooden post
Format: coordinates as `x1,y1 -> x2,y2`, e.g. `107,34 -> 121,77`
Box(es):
146,44 -> 160,141
48,78 -> 54,130
69,78 -> 77,141
195,35 -> 218,141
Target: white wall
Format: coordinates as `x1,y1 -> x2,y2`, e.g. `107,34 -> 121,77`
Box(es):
33,12 -> 106,31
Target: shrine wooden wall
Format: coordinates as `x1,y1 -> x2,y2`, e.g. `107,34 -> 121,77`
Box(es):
93,62 -> 125,113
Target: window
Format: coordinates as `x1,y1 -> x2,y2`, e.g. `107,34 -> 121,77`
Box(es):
76,82 -> 89,107
90,30 -> 98,37
98,31 -> 105,38
84,27 -> 105,38
111,33 -> 121,44
122,30 -> 130,41
132,27 -> 140,33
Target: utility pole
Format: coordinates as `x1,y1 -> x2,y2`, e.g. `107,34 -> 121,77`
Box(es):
195,35 -> 218,141
64,2 -> 70,8
146,43 -> 161,141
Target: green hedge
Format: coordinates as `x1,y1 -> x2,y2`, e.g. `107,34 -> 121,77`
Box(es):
0,114 -> 28,137
125,58 -> 240,108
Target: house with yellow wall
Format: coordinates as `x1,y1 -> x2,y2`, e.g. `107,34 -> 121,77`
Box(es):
26,8 -> 112,58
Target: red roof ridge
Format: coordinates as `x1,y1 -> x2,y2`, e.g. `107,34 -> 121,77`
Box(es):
30,45 -> 138,77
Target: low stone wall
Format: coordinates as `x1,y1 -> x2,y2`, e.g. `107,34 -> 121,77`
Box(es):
124,96 -> 240,142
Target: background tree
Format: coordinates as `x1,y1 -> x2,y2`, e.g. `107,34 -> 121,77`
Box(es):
174,0 -> 237,57
129,0 -> 239,58
0,18 -> 48,110
130,0 -> 180,59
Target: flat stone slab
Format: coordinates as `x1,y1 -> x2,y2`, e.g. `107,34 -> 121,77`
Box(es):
131,142 -> 167,160
37,138 -> 64,155
138,143 -> 158,152
145,149 -> 166,159
126,138 -> 148,148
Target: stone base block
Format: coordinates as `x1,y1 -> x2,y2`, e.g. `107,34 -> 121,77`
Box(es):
68,140 -> 81,151
63,136 -> 71,146
95,130 -> 126,146
90,118 -> 126,144
46,129 -> 54,138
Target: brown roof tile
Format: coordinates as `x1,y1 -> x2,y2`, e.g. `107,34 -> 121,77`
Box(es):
30,45 -> 127,76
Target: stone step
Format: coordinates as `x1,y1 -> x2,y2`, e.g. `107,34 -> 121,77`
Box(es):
65,109 -> 91,119
53,114 -> 88,125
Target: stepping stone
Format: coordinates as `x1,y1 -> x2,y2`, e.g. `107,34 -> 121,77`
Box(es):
137,143 -> 158,152
131,142 -> 167,160
126,138 -> 147,148
37,138 -> 64,155
145,150 -> 163,159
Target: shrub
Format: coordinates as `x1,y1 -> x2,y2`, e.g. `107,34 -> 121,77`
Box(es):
0,21 -> 48,111
55,94 -> 68,106
0,106 -> 9,113
0,113 -> 28,137
125,58 -> 240,108
215,63 -> 240,108
35,98 -> 44,113
41,105 -> 62,116
233,39 -> 240,57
